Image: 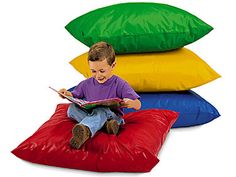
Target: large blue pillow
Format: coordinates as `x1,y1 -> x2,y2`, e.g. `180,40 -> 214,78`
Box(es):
124,91 -> 220,128
68,87 -> 219,128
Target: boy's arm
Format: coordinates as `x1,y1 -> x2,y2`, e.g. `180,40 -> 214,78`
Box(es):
122,98 -> 141,110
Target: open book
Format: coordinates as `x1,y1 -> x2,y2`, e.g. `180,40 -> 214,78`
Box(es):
49,86 -> 124,110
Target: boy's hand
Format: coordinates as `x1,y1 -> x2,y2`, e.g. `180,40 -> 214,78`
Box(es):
122,98 -> 134,109
58,88 -> 73,98
121,98 -> 141,110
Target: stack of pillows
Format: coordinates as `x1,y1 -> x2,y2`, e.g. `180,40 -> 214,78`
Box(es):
11,2 -> 220,172
67,2 -> 221,128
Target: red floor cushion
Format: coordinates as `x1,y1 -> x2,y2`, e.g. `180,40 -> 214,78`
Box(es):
12,104 -> 178,172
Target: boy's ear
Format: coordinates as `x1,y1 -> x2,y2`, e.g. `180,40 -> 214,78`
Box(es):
111,62 -> 116,68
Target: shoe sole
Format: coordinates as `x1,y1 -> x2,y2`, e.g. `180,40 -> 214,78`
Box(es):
107,120 -> 119,135
70,137 -> 81,149
70,124 -> 90,149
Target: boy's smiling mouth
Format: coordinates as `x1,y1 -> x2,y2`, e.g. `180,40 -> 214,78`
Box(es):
97,77 -> 106,83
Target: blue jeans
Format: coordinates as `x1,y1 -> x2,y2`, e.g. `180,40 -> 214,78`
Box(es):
67,103 -> 124,137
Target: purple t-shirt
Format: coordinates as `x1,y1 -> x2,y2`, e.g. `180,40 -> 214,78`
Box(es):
71,75 -> 140,115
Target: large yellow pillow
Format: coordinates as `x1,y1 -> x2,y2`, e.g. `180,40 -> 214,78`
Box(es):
70,48 -> 220,92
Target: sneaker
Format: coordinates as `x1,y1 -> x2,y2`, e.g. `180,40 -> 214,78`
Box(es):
104,119 -> 119,135
70,124 -> 91,149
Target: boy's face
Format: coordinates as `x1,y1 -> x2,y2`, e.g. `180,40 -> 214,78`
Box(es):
89,59 -> 115,84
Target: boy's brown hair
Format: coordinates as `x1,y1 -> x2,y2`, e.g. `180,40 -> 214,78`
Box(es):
88,41 -> 115,66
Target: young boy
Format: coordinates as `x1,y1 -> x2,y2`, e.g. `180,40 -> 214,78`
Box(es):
59,41 -> 141,149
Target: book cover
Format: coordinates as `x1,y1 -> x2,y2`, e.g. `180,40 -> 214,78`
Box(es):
49,86 -> 124,110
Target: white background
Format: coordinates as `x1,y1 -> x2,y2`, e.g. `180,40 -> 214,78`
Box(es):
1,0 -> 235,176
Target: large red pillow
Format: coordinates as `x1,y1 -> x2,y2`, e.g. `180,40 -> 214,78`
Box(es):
12,104 -> 178,172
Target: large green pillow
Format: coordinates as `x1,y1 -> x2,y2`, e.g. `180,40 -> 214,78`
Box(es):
65,2 -> 213,54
